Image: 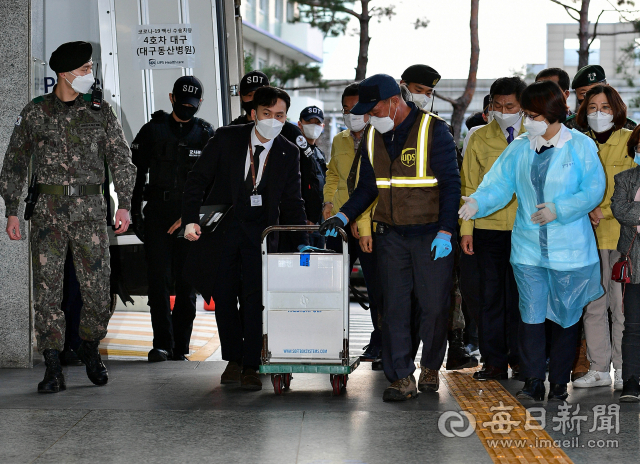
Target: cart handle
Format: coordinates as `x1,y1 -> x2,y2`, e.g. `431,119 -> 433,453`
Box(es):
261,225 -> 348,243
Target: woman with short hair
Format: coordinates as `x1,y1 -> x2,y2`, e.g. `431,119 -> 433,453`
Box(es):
573,85 -> 634,391
459,81 -> 606,401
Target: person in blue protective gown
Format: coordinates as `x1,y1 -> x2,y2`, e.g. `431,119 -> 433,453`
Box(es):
459,81 -> 606,402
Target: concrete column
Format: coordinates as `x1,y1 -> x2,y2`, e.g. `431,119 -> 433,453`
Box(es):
0,1 -> 34,368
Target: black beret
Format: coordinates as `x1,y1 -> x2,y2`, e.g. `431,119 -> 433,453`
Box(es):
571,65 -> 606,89
49,41 -> 93,73
401,64 -> 441,88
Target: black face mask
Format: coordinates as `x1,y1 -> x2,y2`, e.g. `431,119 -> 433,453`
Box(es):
241,99 -> 254,115
173,103 -> 198,121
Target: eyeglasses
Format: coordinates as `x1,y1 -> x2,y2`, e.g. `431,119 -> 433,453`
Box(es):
521,111 -> 542,122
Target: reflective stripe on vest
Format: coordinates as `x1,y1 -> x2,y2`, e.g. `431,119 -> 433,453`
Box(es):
368,113 -> 438,189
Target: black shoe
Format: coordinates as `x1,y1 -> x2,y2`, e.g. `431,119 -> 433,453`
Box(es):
473,365 -> 508,381
171,353 -> 189,361
548,382 -> 568,401
372,359 -> 383,371
38,350 -> 66,393
446,329 -> 479,370
620,376 -> 640,403
517,378 -> 545,401
59,349 -> 83,366
76,341 -> 109,386
148,348 -> 170,363
360,344 -> 381,361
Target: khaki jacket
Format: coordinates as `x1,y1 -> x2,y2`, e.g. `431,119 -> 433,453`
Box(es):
460,119 -> 524,236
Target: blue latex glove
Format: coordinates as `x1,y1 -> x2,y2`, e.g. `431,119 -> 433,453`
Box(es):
297,245 -> 325,253
430,232 -> 452,261
319,212 -> 348,237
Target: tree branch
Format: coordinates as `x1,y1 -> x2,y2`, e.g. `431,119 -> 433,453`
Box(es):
549,0 -> 581,20
589,9 -> 606,47
433,92 -> 457,105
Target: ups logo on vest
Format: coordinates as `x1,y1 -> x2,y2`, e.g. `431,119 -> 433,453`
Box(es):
401,148 -> 417,168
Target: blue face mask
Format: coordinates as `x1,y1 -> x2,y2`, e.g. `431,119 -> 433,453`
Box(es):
635,152 -> 640,165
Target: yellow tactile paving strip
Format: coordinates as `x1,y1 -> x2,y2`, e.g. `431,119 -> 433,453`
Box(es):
100,311 -> 220,361
442,369 -> 573,464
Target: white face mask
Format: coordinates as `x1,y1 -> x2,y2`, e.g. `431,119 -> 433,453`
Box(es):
523,118 -> 549,139
344,113 -> 367,133
255,117 -> 284,140
302,123 -> 323,140
411,93 -> 432,110
66,72 -> 95,94
587,111 -> 614,133
370,101 -> 398,134
489,111 -> 521,132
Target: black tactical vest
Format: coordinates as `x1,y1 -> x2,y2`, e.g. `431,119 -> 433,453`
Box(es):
146,111 -> 213,194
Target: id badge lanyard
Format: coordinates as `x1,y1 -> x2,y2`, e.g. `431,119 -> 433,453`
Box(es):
249,144 -> 270,207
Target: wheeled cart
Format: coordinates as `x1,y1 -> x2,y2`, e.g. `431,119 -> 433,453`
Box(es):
259,225 -> 359,395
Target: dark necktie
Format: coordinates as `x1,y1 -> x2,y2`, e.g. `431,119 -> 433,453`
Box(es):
246,145 -> 264,191
506,126 -> 515,144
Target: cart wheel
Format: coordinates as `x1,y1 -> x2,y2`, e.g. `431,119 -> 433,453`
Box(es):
342,375 -> 348,389
284,373 -> 292,390
273,375 -> 283,395
329,374 -> 334,386
332,375 -> 341,396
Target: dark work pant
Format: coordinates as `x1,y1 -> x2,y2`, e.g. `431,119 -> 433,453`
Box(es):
519,319 -> 580,384
144,204 -> 197,355
622,283 -> 640,381
211,219 -> 263,368
327,227 -> 382,349
459,249 -> 481,346
376,229 -> 455,381
474,229 -> 520,370
61,247 -> 83,351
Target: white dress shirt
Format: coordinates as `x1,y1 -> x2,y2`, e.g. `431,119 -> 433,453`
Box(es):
244,128 -> 274,186
534,126 -> 563,152
501,117 -> 522,140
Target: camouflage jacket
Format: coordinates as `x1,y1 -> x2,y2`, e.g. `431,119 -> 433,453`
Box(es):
0,91 -> 135,221
564,114 -> 638,132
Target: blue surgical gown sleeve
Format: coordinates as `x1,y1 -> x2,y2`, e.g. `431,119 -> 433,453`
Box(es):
469,141 -> 518,219
553,139 -> 605,225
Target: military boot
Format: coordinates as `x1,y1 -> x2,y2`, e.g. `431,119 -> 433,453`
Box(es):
445,329 -> 479,370
38,349 -> 66,393
77,340 -> 109,386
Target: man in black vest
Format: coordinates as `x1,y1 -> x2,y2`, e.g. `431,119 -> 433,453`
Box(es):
131,76 -> 215,362
181,86 -> 307,391
321,74 -> 461,401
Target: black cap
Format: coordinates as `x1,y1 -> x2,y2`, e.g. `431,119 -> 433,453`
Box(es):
172,76 -> 204,107
401,64 -> 441,88
571,65 -> 606,89
351,74 -> 401,115
49,41 -> 93,73
240,71 -> 270,95
300,106 -> 324,123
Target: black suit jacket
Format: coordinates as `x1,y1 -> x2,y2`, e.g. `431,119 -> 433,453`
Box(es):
181,123 -> 307,299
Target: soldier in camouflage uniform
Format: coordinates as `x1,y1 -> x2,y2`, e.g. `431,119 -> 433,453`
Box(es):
0,41 -> 135,393
565,64 -> 637,132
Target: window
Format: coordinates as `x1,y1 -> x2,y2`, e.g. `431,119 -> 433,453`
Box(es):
260,0 -> 269,13
564,38 -> 600,66
287,0 -> 295,22
258,58 -> 266,70
275,0 -> 283,21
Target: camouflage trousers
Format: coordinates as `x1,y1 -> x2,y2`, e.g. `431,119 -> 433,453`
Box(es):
31,218 -> 113,351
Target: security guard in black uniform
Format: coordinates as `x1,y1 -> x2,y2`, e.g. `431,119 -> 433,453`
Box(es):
296,105 -> 327,246
565,64 -> 637,131
131,76 -> 215,362
230,70 -> 303,145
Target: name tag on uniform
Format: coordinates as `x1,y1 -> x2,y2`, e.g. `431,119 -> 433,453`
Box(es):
250,195 -> 263,207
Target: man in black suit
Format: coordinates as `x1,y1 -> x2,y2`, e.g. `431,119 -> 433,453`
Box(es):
181,86 -> 307,391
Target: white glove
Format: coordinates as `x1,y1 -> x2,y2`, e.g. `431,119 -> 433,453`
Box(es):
458,196 -> 479,221
531,202 -> 557,225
